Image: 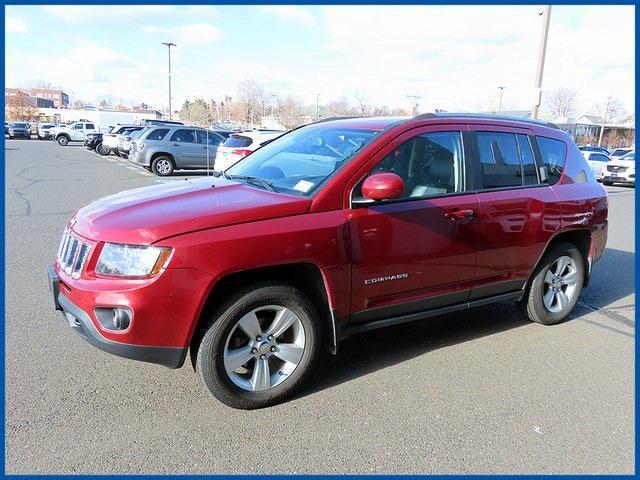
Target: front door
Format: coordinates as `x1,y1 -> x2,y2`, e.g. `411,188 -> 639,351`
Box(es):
196,130 -> 224,170
348,126 -> 479,324
169,128 -> 201,168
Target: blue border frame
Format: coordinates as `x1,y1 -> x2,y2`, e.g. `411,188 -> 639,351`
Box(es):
1,1 -> 637,477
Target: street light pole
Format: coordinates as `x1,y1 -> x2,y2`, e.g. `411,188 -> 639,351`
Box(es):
531,6 -> 551,120
313,93 -> 321,120
598,96 -> 611,147
497,86 -> 506,114
161,42 -> 176,120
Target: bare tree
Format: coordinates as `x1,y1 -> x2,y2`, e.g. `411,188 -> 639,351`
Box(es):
274,95 -> 307,130
353,90 -> 369,116
237,79 -> 266,125
543,86 -> 578,120
326,97 -> 355,116
590,96 -> 627,124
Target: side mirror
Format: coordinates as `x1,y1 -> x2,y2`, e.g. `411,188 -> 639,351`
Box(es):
361,172 -> 405,201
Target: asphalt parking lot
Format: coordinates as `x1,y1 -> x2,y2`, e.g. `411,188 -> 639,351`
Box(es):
5,138 -> 635,474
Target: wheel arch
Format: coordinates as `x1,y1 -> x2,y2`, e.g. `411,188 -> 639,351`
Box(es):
56,133 -> 70,140
188,262 -> 337,371
150,151 -> 175,166
533,228 -> 592,287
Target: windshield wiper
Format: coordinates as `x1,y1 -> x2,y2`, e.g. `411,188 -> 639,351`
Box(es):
224,173 -> 275,192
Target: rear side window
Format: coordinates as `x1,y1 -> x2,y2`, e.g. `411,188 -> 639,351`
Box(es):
170,129 -> 197,143
86,123 -> 95,130
477,132 -> 522,189
516,134 -> 538,185
223,135 -> 252,148
536,136 -> 566,184
146,128 -> 169,141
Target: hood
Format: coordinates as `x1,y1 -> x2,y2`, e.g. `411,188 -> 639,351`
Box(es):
71,177 -> 311,244
609,160 -> 635,168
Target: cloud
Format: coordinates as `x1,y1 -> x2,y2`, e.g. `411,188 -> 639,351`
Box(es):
6,16 -> 27,33
43,5 -> 173,23
259,6 -> 316,27
143,23 -> 222,45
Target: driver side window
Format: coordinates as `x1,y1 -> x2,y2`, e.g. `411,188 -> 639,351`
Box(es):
357,131 -> 464,199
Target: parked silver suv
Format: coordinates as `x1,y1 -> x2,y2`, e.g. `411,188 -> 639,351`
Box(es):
129,126 -> 226,176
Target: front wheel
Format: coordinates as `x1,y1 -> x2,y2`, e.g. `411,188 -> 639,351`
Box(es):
57,136 -> 69,146
519,241 -> 584,325
195,284 -> 320,409
603,180 -> 614,186
96,143 -> 109,156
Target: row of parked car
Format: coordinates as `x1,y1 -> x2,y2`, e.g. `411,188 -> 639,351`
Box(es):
578,145 -> 635,186
83,122 -> 285,176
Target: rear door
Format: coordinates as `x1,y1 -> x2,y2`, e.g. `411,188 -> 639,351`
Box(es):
466,125 -> 560,299
347,124 -> 480,324
168,128 -> 200,168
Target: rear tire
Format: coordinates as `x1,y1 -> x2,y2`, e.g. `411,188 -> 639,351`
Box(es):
519,241 -> 584,325
151,156 -> 175,176
57,136 -> 69,146
195,283 -> 320,409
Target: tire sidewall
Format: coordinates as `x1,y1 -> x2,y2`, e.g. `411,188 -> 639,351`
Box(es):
528,243 -> 584,325
152,156 -> 174,176
57,136 -> 68,146
196,285 -> 320,409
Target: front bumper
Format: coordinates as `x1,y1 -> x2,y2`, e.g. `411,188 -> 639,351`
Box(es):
47,265 -> 188,368
603,172 -> 635,184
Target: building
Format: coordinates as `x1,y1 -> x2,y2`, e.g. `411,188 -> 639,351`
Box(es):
553,115 -> 635,148
27,88 -> 69,108
36,97 -> 55,108
5,88 -> 37,107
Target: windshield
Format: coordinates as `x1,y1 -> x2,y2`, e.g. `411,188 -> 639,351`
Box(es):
13,123 -> 28,128
226,125 -> 377,196
620,152 -> 635,161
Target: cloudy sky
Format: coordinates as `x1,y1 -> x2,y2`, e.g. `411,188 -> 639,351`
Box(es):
5,5 -> 635,115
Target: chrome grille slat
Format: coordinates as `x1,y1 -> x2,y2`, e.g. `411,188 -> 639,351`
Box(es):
56,229 -> 91,278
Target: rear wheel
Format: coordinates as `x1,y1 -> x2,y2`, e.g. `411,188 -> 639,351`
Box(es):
519,241 -> 584,325
603,180 -> 614,186
195,284 -> 320,409
151,156 -> 174,176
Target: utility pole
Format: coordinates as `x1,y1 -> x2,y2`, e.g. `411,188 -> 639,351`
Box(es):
598,96 -> 611,147
161,42 -> 176,120
313,93 -> 321,120
531,6 -> 551,120
407,95 -> 421,115
497,86 -> 506,114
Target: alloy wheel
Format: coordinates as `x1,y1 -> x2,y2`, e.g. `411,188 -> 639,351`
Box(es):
155,159 -> 172,175
223,305 -> 306,392
542,255 -> 578,313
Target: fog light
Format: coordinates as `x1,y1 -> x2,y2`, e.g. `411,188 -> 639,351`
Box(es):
112,308 -> 131,330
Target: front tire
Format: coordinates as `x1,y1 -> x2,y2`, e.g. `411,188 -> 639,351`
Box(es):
195,283 -> 320,409
151,156 -> 175,176
57,136 -> 69,146
519,241 -> 584,325
603,180 -> 614,186
96,143 -> 109,156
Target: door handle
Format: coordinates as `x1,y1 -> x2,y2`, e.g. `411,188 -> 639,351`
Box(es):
445,209 -> 475,220
172,143 -> 180,146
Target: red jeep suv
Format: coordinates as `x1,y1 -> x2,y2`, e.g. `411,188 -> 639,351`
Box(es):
48,114 -> 608,409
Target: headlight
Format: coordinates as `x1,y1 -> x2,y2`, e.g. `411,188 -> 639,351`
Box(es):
96,243 -> 172,277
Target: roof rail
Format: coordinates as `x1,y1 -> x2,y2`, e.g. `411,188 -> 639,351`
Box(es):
311,116 -> 363,124
411,112 -> 559,129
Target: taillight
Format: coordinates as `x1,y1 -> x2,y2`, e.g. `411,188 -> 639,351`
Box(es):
231,149 -> 252,157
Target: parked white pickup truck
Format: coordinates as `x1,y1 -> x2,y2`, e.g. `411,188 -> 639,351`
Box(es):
52,122 -> 98,146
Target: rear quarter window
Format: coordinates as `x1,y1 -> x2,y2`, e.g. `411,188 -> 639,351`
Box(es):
536,136 -> 567,185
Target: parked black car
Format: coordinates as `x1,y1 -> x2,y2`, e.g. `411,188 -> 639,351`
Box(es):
84,133 -> 107,155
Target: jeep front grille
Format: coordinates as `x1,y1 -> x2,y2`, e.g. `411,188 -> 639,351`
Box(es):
607,165 -> 628,173
57,228 -> 91,278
